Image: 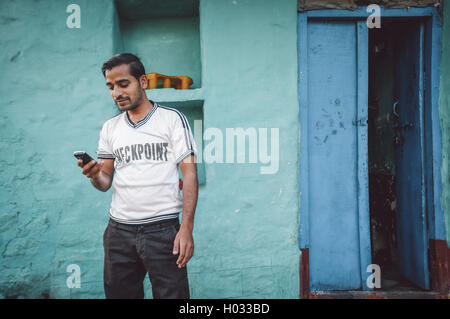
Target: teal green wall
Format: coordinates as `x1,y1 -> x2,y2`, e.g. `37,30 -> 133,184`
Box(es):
188,0 -> 300,298
121,17 -> 202,88
0,0 -> 299,298
0,0 -> 119,298
439,1 -> 450,246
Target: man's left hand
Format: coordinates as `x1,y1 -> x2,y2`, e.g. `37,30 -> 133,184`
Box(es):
173,225 -> 194,268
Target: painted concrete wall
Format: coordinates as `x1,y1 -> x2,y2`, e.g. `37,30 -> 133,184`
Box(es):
0,0 -> 120,298
0,0 -> 299,298
188,0 -> 300,298
121,17 -> 202,88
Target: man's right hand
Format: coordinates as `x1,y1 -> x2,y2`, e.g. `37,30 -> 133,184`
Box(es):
78,159 -> 104,179
78,158 -> 114,192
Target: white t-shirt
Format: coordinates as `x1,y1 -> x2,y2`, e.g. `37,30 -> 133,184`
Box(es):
97,102 -> 197,225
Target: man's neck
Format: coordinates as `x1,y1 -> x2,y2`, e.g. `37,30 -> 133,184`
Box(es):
127,99 -> 153,124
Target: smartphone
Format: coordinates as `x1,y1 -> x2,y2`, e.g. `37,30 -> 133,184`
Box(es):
74,151 -> 97,166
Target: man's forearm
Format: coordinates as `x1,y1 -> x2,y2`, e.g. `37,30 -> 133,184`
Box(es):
90,172 -> 112,192
180,170 -> 198,230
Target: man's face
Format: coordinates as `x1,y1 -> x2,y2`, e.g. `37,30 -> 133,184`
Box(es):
105,64 -> 145,112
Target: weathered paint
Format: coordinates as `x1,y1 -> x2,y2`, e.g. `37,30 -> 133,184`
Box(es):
298,6 -> 447,293
303,19 -> 366,290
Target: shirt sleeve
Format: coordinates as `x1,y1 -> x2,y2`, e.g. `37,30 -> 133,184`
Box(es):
97,122 -> 115,159
171,112 -> 197,163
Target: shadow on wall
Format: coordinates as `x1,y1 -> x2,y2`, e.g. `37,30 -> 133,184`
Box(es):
0,274 -> 51,299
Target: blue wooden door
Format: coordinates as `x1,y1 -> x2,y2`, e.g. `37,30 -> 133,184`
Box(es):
393,21 -> 430,290
302,20 -> 371,290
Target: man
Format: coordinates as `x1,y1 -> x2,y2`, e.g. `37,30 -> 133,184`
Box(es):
77,53 -> 198,299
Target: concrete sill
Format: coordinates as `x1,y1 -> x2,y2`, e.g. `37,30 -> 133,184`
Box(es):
146,88 -> 204,108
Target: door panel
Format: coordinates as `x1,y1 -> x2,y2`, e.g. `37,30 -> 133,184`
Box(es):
307,20 -> 369,290
393,21 -> 430,290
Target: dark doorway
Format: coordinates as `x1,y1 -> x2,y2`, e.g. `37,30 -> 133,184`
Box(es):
368,20 -> 430,291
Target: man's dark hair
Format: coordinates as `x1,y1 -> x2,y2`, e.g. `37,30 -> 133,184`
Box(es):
101,53 -> 146,80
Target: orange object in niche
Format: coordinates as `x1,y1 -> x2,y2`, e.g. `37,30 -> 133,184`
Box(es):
146,73 -> 193,90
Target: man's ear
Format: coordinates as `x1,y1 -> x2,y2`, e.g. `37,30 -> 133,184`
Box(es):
140,74 -> 149,90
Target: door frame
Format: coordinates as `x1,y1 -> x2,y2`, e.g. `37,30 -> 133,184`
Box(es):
297,6 -> 444,294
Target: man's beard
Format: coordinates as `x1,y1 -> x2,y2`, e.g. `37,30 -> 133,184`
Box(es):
116,91 -> 143,112
117,99 -> 140,112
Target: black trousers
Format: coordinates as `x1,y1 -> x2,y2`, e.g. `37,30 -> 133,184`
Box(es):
103,218 -> 190,299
